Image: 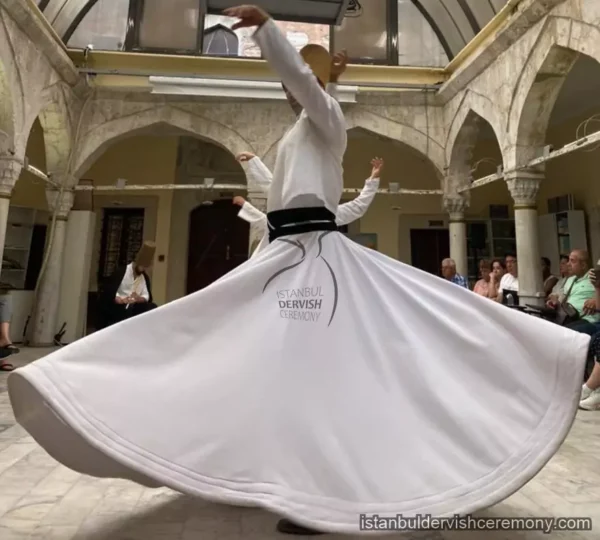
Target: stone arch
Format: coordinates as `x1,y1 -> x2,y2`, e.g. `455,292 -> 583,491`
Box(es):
347,109 -> 445,178
445,91 -> 505,194
73,106 -> 252,184
20,84 -> 73,177
507,16 -> 600,169
261,108 -> 446,181
446,91 -> 505,166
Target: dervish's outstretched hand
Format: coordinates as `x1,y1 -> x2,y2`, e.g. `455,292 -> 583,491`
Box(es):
330,50 -> 348,83
370,157 -> 384,179
223,5 -> 269,30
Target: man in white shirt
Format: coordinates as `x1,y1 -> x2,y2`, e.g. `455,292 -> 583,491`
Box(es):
96,241 -> 158,329
496,253 -> 519,304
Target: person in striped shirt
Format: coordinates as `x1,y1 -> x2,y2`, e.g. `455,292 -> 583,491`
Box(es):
441,258 -> 468,288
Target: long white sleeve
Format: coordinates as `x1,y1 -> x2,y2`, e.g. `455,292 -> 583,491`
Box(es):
253,19 -> 346,149
335,178 -> 380,226
325,82 -> 338,101
245,156 -> 273,193
238,201 -> 267,224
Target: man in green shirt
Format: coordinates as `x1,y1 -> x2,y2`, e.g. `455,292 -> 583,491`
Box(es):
558,250 -> 600,334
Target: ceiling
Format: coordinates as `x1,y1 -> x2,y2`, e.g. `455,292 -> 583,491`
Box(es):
404,0 -> 509,61
36,0 -> 510,64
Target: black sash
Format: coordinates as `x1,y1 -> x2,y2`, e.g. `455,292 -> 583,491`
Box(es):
267,207 -> 337,242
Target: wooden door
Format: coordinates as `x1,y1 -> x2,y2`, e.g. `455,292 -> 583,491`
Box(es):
410,229 -> 449,277
187,199 -> 249,294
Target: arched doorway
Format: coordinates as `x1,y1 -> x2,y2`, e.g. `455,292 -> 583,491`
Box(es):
186,199 -> 249,294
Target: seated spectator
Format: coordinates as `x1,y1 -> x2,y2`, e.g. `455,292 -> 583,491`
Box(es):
551,254 -> 570,297
487,259 -> 505,301
491,258 -> 506,279
580,267 -> 600,410
96,242 -> 158,330
473,259 -> 492,297
0,293 -> 18,372
547,249 -> 599,334
581,332 -> 600,410
441,258 -> 468,288
541,256 -> 559,297
494,253 -> 518,304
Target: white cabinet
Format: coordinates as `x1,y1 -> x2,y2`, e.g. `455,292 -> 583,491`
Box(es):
0,206 -> 36,290
538,210 -> 587,274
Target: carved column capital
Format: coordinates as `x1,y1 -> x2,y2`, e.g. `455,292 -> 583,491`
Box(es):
443,194 -> 469,222
46,189 -> 75,220
0,155 -> 23,199
505,170 -> 544,209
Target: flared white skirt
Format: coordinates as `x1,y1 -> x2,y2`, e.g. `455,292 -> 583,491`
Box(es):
8,231 -> 589,534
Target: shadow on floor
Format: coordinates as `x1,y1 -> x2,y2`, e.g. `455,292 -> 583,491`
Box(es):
73,494 -> 530,540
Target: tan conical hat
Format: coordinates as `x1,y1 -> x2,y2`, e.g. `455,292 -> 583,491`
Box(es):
134,241 -> 156,267
300,44 -> 331,87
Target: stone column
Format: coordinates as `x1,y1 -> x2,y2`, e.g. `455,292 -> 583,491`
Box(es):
247,191 -> 267,257
28,188 -> 74,346
506,170 -> 545,307
0,156 -> 23,272
57,181 -> 96,343
443,195 -> 469,278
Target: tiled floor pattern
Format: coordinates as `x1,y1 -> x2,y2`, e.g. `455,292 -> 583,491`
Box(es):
1,348 -> 599,539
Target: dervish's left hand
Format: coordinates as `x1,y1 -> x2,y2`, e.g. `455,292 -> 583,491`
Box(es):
223,5 -> 269,30
330,50 -> 348,82
233,196 -> 246,206
370,157 -> 384,178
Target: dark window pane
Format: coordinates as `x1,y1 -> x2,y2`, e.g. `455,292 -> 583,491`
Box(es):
204,15 -> 257,56
203,25 -> 239,56
67,0 -> 129,51
334,0 -> 388,61
138,0 -> 199,50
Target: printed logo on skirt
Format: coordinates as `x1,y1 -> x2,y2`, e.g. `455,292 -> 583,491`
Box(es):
262,233 -> 339,326
277,287 -> 324,323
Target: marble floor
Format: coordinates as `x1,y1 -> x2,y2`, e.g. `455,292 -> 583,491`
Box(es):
0,349 -> 599,539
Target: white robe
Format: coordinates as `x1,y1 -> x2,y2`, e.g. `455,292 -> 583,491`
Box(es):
240,165 -> 379,258
7,18 -> 590,535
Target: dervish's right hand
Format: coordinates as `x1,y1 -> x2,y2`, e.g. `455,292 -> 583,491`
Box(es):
233,196 -> 246,206
223,5 -> 269,30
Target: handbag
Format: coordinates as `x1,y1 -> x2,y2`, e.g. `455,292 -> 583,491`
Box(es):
554,277 -> 580,326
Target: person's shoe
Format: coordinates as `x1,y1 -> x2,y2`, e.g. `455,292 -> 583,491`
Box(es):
276,519 -> 324,535
579,389 -> 600,410
581,384 -> 593,401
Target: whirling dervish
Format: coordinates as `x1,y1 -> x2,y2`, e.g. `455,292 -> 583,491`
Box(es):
234,152 -> 383,258
7,4 -> 591,537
